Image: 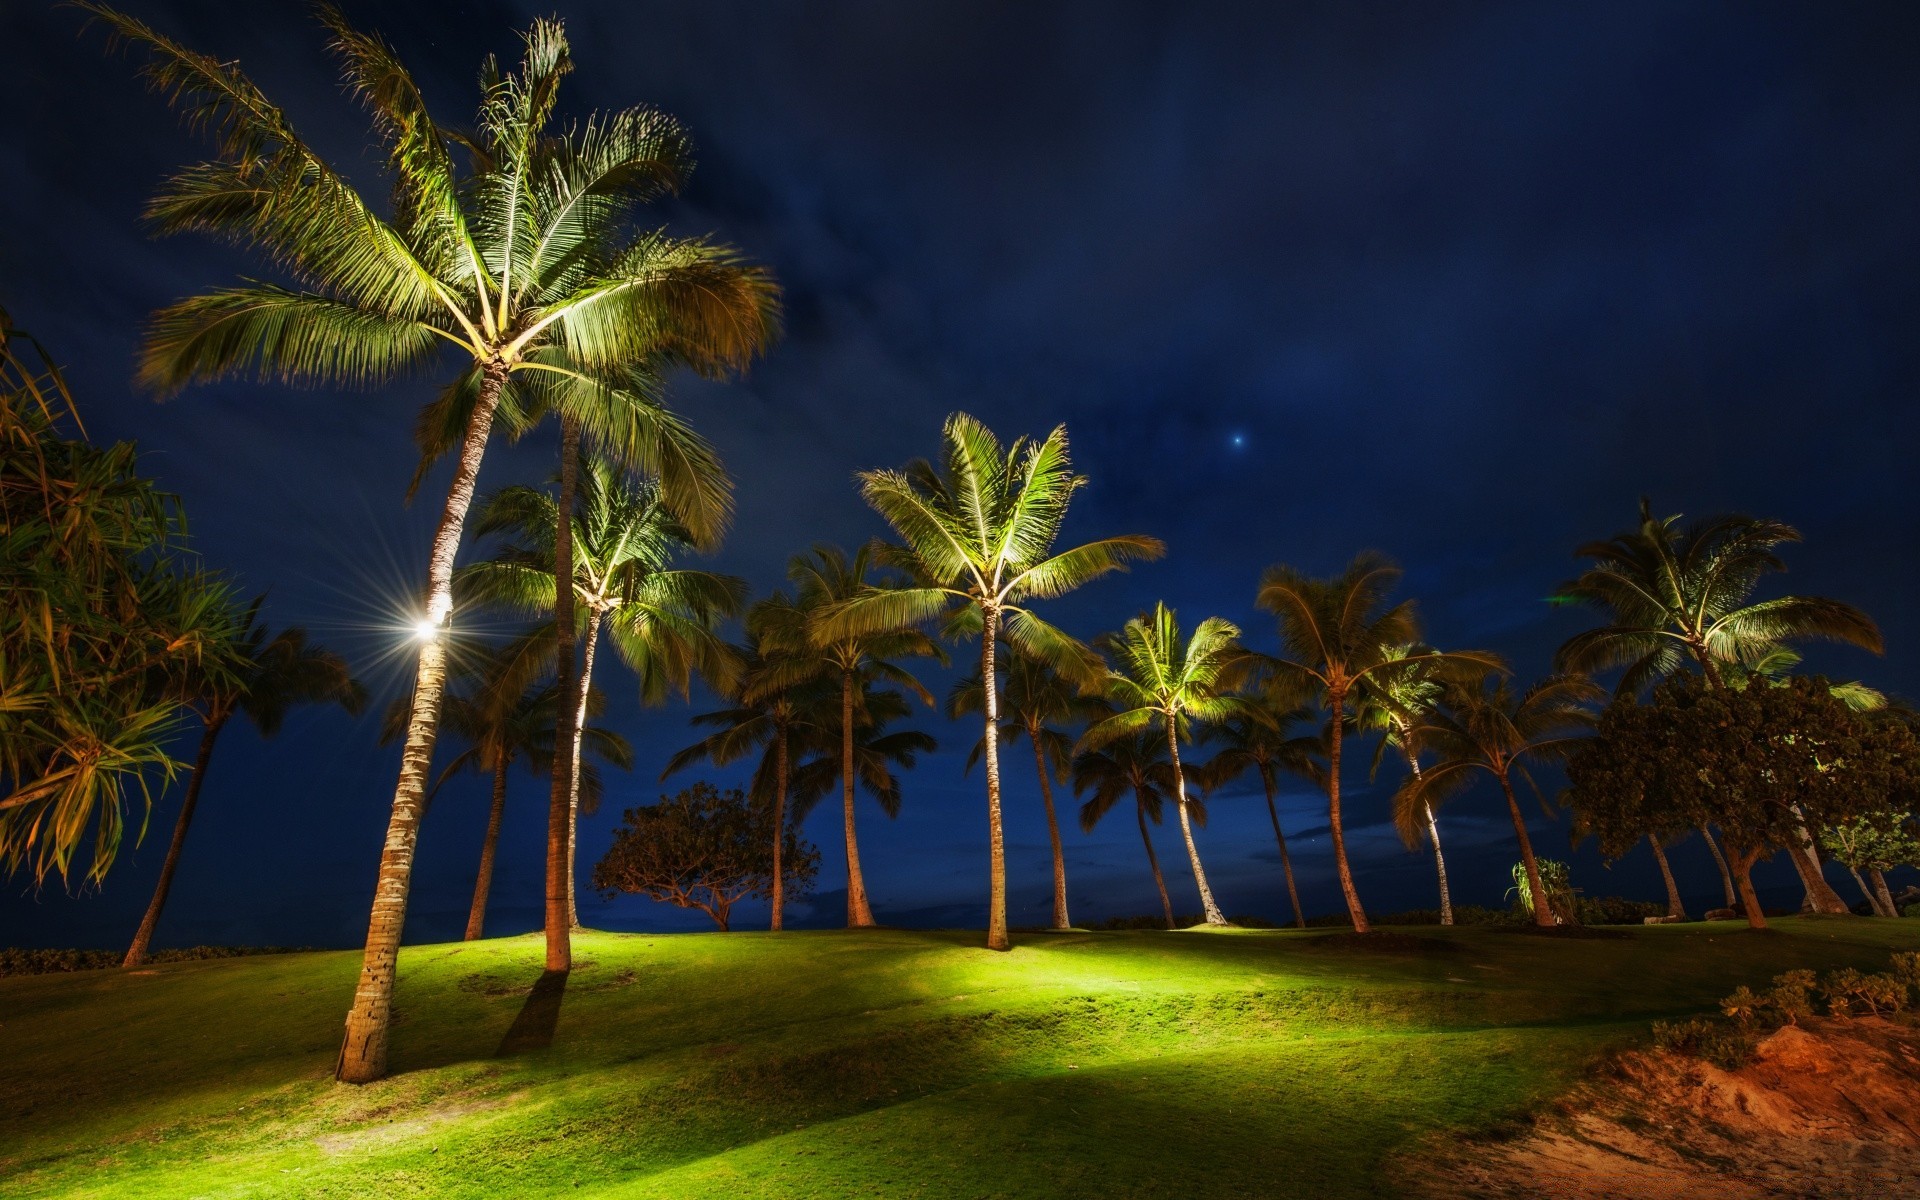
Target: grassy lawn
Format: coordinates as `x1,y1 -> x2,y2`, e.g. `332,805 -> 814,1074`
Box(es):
5,919 -> 1918,1198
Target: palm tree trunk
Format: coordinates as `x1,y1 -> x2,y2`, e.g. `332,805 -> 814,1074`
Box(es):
1870,868 -> 1899,920
1785,808 -> 1850,914
841,669 -> 876,927
1033,736 -> 1070,929
338,357 -> 506,1085
124,716 -> 225,968
1325,692 -> 1370,933
771,719 -> 789,932
1166,718 -> 1226,926
1649,835 -> 1686,920
1401,744 -> 1450,926
1700,824 -> 1738,909
981,605 -> 1009,951
1259,770 -> 1305,930
544,417 -> 581,974
564,610 -> 603,931
1499,771 -> 1555,928
1137,793 -> 1174,930
466,759 -> 509,941
1848,865 -> 1884,916
1731,843 -> 1768,930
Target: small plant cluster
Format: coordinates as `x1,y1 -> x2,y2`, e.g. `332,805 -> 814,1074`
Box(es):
1651,952 -> 1920,1067
0,945 -> 310,977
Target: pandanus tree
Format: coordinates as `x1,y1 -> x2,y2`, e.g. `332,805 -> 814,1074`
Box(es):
1246,553 -> 1501,933
1073,730 -> 1190,929
84,6 -> 778,1081
1078,605 -> 1246,927
459,457 -> 744,927
950,653 -> 1088,930
1554,499 -> 1882,916
1195,703 -> 1322,930
125,601 -> 364,966
787,687 -> 939,894
817,413 -> 1162,950
1393,675 -> 1602,928
786,545 -> 942,927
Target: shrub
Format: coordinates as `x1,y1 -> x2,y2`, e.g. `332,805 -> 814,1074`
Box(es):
1576,896 -> 1668,926
0,946 -> 311,977
1651,1016 -> 1758,1069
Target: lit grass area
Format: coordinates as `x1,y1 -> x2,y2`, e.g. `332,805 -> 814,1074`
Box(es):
5,919 -> 1917,1198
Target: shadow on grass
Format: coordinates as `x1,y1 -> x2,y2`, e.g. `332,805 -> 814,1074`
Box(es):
495,969 -> 569,1056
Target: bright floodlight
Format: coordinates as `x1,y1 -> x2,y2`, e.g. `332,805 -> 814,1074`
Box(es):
413,618 -> 439,642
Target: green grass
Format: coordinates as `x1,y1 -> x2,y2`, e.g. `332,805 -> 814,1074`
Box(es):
5,919 -> 1917,1198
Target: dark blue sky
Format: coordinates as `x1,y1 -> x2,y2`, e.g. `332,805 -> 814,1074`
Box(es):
4,1 -> 1917,948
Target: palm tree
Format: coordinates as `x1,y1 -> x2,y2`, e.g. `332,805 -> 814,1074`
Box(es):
1195,705 -> 1322,929
1393,675 -> 1602,929
783,545 -> 943,927
787,687 -> 939,906
460,457 -> 744,927
1072,729 -> 1190,930
950,653 -> 1088,929
1554,499 -> 1882,916
124,601 -> 364,967
663,602 -> 834,930
817,414 -> 1162,950
1247,553 -> 1501,933
86,6 -> 778,1081
1078,605 -> 1246,927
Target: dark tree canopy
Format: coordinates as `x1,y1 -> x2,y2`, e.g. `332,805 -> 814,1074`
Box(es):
592,782 -> 819,931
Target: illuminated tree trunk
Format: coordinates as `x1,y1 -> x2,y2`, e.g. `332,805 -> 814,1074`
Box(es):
1870,868 -> 1899,920
544,417 -> 581,974
1500,771 -> 1555,928
1258,768 -> 1305,930
1325,690 -> 1370,932
1731,843 -> 1768,930
1136,791 -> 1174,929
1166,718 -> 1226,926
982,606 -> 1009,951
1649,835 -> 1686,921
564,609 -> 603,930
466,759 -> 509,941
338,358 -> 505,1084
1848,865 -> 1888,916
124,715 -> 225,968
1785,810 -> 1850,915
1400,740 -> 1449,926
842,669 -> 875,927
770,718 -> 789,931
1033,736 -> 1070,929
1699,824 -> 1738,909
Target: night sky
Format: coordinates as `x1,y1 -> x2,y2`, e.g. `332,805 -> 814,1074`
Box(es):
4,1 -> 1917,949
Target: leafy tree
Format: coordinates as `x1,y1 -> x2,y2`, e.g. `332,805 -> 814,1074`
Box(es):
460,457 -> 743,926
1819,816 -> 1920,917
1395,675 -> 1601,928
1566,675 -> 1920,930
125,600 -> 364,966
1194,704 -> 1321,929
950,653 -> 1090,929
817,414 -> 1162,950
593,782 -> 818,931
83,4 -> 777,1080
1079,605 -> 1246,927
1073,729 -> 1190,930
1245,553 -> 1500,932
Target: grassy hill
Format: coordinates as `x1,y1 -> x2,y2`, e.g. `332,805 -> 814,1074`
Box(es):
5,919 -> 1918,1198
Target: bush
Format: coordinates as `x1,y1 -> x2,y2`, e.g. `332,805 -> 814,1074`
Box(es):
1576,896 -> 1668,925
0,946 -> 311,977
1653,955 -> 1920,1068
1651,1016 -> 1759,1069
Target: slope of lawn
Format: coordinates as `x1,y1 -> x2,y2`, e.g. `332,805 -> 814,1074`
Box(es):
5,918 -> 1918,1198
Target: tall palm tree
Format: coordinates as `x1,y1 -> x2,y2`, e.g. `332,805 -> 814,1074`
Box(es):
784,545 -> 943,927
787,687 -> 939,906
1247,553 -> 1501,933
85,6 -> 778,1082
1072,729 -> 1191,930
663,601 -> 834,930
817,413 -> 1162,950
1393,675 -> 1602,928
459,457 -> 744,926
950,653 -> 1088,930
1195,705 -> 1322,930
1554,499 -> 1882,916
1078,605 -> 1246,927
124,601 -> 364,967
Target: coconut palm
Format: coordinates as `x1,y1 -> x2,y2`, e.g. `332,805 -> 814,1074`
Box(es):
780,545 -> 943,927
1194,705 -> 1322,929
817,413 -> 1162,950
84,6 -> 778,1080
787,688 -> 939,902
124,601 -> 364,967
1072,728 -> 1192,930
1078,604 -> 1246,927
1393,675 -> 1603,928
949,653 -> 1089,929
1554,499 -> 1882,916
1247,553 -> 1501,933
